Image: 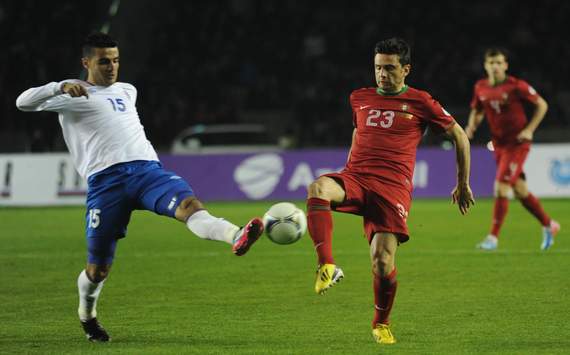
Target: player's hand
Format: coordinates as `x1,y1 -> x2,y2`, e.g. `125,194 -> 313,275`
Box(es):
516,128 -> 533,142
61,83 -> 89,98
451,183 -> 475,215
464,125 -> 475,140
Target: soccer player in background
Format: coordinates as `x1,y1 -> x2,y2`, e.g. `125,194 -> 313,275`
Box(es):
305,38 -> 475,344
465,48 -> 560,251
15,32 -> 264,342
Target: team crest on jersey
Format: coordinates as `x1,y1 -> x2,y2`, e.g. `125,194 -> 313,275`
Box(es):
401,104 -> 408,111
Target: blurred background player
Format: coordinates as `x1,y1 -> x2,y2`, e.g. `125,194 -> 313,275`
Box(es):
465,48 -> 560,251
15,32 -> 264,342
305,38 -> 475,345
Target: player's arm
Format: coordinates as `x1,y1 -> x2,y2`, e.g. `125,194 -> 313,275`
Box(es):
16,81 -> 87,112
464,108 -> 485,140
517,96 -> 548,142
446,122 -> 475,215
346,128 -> 356,163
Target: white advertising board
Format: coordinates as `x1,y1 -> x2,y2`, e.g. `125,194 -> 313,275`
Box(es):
0,153 -> 87,206
525,144 -> 570,197
0,144 -> 569,206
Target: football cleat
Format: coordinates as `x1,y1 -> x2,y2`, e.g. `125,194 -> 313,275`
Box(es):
372,323 -> 396,344
81,318 -> 110,342
476,235 -> 498,250
541,220 -> 560,251
315,263 -> 344,295
232,217 -> 264,256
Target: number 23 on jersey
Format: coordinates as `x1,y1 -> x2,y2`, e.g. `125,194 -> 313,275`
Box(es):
365,109 -> 394,128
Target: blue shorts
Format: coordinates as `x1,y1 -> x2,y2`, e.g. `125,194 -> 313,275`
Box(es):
85,160 -> 194,265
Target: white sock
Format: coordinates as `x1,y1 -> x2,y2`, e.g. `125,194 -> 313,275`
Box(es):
186,210 -> 239,245
77,270 -> 105,322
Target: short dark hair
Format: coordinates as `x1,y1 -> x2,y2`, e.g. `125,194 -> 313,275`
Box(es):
484,47 -> 509,61
82,32 -> 118,57
374,38 -> 411,66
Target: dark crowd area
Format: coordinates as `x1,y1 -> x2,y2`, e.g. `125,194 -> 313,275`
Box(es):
2,0 -> 570,152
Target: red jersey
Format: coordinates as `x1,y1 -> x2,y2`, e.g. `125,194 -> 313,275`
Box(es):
346,86 -> 455,192
470,75 -> 540,147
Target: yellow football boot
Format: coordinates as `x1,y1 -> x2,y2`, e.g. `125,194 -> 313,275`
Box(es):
372,324 -> 396,344
314,263 -> 344,295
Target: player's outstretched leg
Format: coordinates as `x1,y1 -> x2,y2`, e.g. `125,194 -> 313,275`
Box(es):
541,220 -> 560,251
183,201 -> 263,255
81,318 -> 110,342
315,263 -> 344,295
232,217 -> 264,256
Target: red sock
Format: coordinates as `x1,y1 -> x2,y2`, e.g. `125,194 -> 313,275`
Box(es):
520,193 -> 551,226
490,197 -> 509,237
307,197 -> 334,265
372,268 -> 398,326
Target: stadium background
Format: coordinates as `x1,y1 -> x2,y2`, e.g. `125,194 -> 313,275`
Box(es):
1,0 -> 569,152
1,1 -> 570,354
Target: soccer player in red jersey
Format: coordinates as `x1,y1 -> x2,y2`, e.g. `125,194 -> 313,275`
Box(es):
306,38 -> 475,344
465,48 -> 560,251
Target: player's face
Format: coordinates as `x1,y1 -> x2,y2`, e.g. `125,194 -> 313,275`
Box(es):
484,54 -> 508,81
374,53 -> 410,93
82,47 -> 120,86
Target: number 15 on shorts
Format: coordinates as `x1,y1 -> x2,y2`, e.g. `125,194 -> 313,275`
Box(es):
88,209 -> 101,229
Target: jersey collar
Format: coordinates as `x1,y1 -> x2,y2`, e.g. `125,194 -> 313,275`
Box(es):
376,85 -> 408,96
488,76 -> 508,87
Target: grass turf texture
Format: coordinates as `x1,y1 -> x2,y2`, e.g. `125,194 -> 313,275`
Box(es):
1,199 -> 569,354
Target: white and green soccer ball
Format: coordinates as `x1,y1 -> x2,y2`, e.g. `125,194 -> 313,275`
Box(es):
263,202 -> 307,245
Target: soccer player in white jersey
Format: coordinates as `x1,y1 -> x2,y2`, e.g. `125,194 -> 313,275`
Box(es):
15,32 -> 264,342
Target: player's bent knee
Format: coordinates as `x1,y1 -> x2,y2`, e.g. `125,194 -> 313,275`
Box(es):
372,253 -> 394,276
175,196 -> 204,222
513,182 -> 529,199
86,264 -> 111,283
495,182 -> 511,198
371,249 -> 394,276
307,177 -> 333,199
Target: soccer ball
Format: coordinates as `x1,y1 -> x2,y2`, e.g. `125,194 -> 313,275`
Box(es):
263,202 -> 307,245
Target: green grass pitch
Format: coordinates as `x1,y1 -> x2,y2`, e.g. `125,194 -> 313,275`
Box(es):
1,199 -> 569,354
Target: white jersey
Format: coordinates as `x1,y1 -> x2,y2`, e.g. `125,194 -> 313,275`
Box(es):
16,80 -> 159,178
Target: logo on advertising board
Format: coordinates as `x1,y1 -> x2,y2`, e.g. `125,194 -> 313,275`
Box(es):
57,160 -> 87,196
550,159 -> 570,186
233,153 -> 284,199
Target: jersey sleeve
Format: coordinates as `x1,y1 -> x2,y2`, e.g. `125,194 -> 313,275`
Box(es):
515,79 -> 540,104
15,81 -> 74,113
423,94 -> 456,133
469,82 -> 482,110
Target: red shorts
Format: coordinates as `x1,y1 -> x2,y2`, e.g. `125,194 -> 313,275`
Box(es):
324,171 -> 411,244
493,143 -> 530,185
